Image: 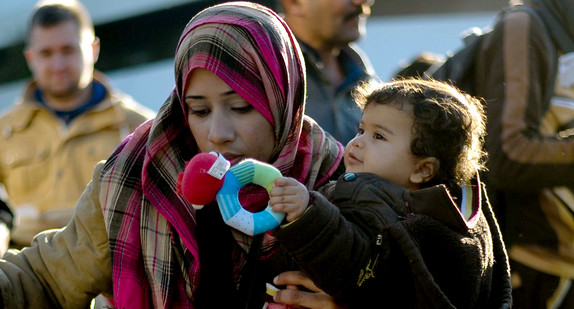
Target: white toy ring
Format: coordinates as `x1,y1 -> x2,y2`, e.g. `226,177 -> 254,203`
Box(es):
216,159 -> 285,235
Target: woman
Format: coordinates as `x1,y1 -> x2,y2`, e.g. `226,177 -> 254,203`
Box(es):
0,2 -> 344,308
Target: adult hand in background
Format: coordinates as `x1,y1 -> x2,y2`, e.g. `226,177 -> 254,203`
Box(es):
273,270 -> 347,309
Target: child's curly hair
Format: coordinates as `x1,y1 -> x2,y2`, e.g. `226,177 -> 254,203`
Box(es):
352,78 -> 487,188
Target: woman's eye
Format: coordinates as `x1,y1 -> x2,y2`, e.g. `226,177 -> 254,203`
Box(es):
232,104 -> 254,113
189,108 -> 209,117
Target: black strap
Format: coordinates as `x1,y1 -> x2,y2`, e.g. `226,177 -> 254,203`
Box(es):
238,233 -> 265,309
194,203 -> 237,308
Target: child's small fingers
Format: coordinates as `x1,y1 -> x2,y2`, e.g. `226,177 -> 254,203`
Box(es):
269,186 -> 281,197
273,176 -> 289,186
271,203 -> 285,213
269,195 -> 284,206
270,185 -> 290,199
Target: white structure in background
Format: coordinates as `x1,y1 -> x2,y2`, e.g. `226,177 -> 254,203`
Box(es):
0,0 -> 497,112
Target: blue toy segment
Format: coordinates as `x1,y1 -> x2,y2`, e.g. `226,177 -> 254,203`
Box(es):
217,172 -> 242,221
229,160 -> 255,186
266,207 -> 285,223
226,211 -> 255,235
218,171 -> 242,195
215,159 -> 286,236
217,193 -> 242,222
252,209 -> 283,235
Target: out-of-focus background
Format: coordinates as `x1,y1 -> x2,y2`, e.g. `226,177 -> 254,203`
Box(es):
0,0 -> 507,112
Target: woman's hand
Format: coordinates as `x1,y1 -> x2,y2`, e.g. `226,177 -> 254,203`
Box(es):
272,270 -> 347,309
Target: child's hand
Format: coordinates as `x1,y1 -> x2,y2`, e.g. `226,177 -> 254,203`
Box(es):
269,177 -> 309,222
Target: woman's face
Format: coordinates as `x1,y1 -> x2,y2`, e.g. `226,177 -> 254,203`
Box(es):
184,68 -> 275,165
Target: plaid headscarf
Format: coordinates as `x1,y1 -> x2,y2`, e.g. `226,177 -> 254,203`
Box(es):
102,2 -> 343,308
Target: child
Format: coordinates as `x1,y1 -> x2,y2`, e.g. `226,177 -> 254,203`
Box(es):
269,78 -> 512,308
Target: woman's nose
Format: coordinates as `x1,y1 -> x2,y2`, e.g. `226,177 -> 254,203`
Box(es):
208,110 -> 234,144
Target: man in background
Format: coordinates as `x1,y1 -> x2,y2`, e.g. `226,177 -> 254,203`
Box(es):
279,0 -> 376,144
0,0 -> 154,247
474,0 -> 574,307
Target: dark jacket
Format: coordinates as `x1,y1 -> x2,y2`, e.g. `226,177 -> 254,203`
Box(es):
475,3 -> 574,276
275,173 -> 512,308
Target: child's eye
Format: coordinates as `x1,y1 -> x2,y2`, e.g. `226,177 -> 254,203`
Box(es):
374,132 -> 386,140
356,127 -> 364,135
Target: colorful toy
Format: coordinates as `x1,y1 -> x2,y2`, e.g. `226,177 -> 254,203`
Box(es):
178,152 -> 285,235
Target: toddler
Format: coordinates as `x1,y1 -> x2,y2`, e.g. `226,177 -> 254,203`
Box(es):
270,78 -> 512,308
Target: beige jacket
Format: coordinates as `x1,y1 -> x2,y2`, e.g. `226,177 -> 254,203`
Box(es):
0,72 -> 155,246
0,162 -> 113,308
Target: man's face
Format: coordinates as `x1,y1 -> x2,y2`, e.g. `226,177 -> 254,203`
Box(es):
300,0 -> 373,48
24,20 -> 97,100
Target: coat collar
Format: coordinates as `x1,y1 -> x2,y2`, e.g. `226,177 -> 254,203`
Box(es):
405,174 -> 483,233
5,71 -> 124,133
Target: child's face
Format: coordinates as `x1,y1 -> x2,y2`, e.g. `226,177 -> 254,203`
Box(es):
344,103 -> 422,190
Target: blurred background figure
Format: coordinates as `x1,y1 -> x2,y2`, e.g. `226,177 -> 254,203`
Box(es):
0,185 -> 14,256
473,0 -> 574,308
392,51 -> 444,79
0,0 -> 154,248
0,1 -> 509,113
278,0 -> 376,145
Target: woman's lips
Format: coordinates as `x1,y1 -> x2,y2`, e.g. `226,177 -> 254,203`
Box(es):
220,152 -> 242,165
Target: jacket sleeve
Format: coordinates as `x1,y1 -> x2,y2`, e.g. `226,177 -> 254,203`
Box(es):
274,184 -> 392,297
0,163 -> 113,308
476,10 -> 574,192
0,185 -> 13,231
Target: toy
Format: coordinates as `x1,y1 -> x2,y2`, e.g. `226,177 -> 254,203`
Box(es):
178,152 -> 285,235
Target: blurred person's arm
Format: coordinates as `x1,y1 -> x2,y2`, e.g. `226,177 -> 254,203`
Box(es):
0,185 -> 13,256
476,10 -> 574,192
0,163 -> 112,308
0,222 -> 10,257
